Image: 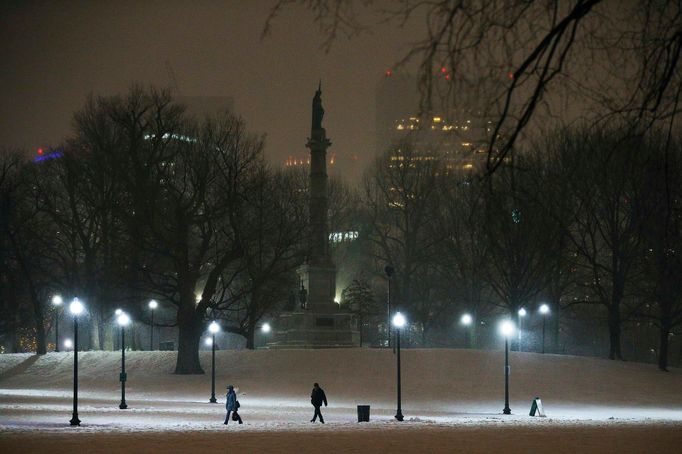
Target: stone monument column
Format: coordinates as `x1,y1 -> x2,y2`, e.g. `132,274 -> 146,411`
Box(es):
269,84 -> 359,348
301,83 -> 337,314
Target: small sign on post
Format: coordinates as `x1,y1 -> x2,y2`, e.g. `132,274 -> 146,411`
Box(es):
119,372 -> 127,383
529,397 -> 545,417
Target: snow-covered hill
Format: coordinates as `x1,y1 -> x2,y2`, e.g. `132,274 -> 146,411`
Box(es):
1,348 -> 680,411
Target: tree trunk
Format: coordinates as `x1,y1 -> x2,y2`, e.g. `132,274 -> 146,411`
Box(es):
607,303 -> 623,360
245,309 -> 257,350
174,304 -> 204,374
246,325 -> 256,350
658,320 -> 671,371
97,305 -> 106,350
552,304 -> 561,353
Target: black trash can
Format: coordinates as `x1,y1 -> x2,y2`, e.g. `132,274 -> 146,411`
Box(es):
357,405 -> 370,422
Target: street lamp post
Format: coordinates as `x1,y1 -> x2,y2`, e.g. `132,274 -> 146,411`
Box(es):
392,311 -> 406,421
539,304 -> 550,354
261,323 -> 271,348
148,300 -> 158,351
385,266 -> 394,349
52,295 -> 63,352
69,298 -> 84,426
500,320 -> 515,415
460,313 -> 473,348
114,309 -> 123,350
517,307 -> 527,352
117,312 -> 130,409
208,321 -> 220,403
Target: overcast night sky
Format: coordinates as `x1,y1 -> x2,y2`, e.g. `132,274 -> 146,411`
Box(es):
1,1 -> 424,179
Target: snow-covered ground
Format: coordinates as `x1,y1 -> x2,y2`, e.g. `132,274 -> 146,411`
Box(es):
1,349 -> 681,452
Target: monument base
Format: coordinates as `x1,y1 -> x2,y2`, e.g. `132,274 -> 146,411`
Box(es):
268,311 -> 360,348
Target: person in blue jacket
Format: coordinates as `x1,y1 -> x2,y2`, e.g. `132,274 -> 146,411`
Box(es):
224,384 -> 242,425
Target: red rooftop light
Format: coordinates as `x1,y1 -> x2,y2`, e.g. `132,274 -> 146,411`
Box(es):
37,148 -> 43,155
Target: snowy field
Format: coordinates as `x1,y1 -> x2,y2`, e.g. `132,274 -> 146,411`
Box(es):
1,349 -> 681,453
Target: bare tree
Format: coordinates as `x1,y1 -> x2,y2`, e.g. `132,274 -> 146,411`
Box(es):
266,1 -> 682,175
545,126 -> 655,360
0,150 -> 54,354
480,158 -> 563,350
72,88 -> 262,374
431,173 -> 493,347
215,166 -> 307,349
362,142 -> 446,342
639,133 -> 682,370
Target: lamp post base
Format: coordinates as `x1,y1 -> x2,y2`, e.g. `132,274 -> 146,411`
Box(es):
209,397 -> 217,403
69,414 -> 81,426
119,402 -> 128,409
503,407 -> 511,415
395,411 -> 404,421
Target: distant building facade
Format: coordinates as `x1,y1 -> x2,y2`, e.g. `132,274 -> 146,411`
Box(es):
375,70 -> 497,174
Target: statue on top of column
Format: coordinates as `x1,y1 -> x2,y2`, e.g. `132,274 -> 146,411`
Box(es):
312,81 -> 324,130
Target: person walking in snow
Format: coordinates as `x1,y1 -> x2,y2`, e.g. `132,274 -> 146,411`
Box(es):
310,382 -> 327,423
224,384 -> 242,425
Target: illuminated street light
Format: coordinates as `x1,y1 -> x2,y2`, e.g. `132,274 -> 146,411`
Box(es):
392,311 -> 406,421
69,298 -> 84,426
517,307 -> 527,352
499,319 -> 515,415
205,337 -> 213,346
539,303 -> 550,354
63,338 -> 73,350
114,308 -> 123,349
208,321 -> 220,403
116,312 -> 130,409
460,313 -> 473,348
148,300 -> 158,351
260,323 -> 272,349
52,295 -> 63,352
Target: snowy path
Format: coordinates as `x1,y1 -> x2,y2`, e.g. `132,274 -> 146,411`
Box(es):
2,389 -> 681,453
1,350 -> 681,452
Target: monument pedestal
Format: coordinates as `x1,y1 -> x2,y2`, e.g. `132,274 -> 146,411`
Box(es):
268,310 -> 360,348
268,262 -> 360,348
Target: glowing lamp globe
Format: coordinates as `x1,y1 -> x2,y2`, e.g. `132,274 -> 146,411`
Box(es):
539,304 -> 550,315
52,295 -> 63,306
518,308 -> 527,317
500,320 -> 515,337
205,337 -> 213,346
392,312 -> 406,328
148,300 -> 158,310
261,323 -> 271,333
117,313 -> 130,327
460,313 -> 473,326
69,298 -> 84,316
64,339 -> 73,349
208,321 -> 220,334
115,308 -> 123,316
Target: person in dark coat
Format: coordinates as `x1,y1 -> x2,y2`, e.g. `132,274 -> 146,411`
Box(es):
310,382 -> 327,423
224,385 -> 242,425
